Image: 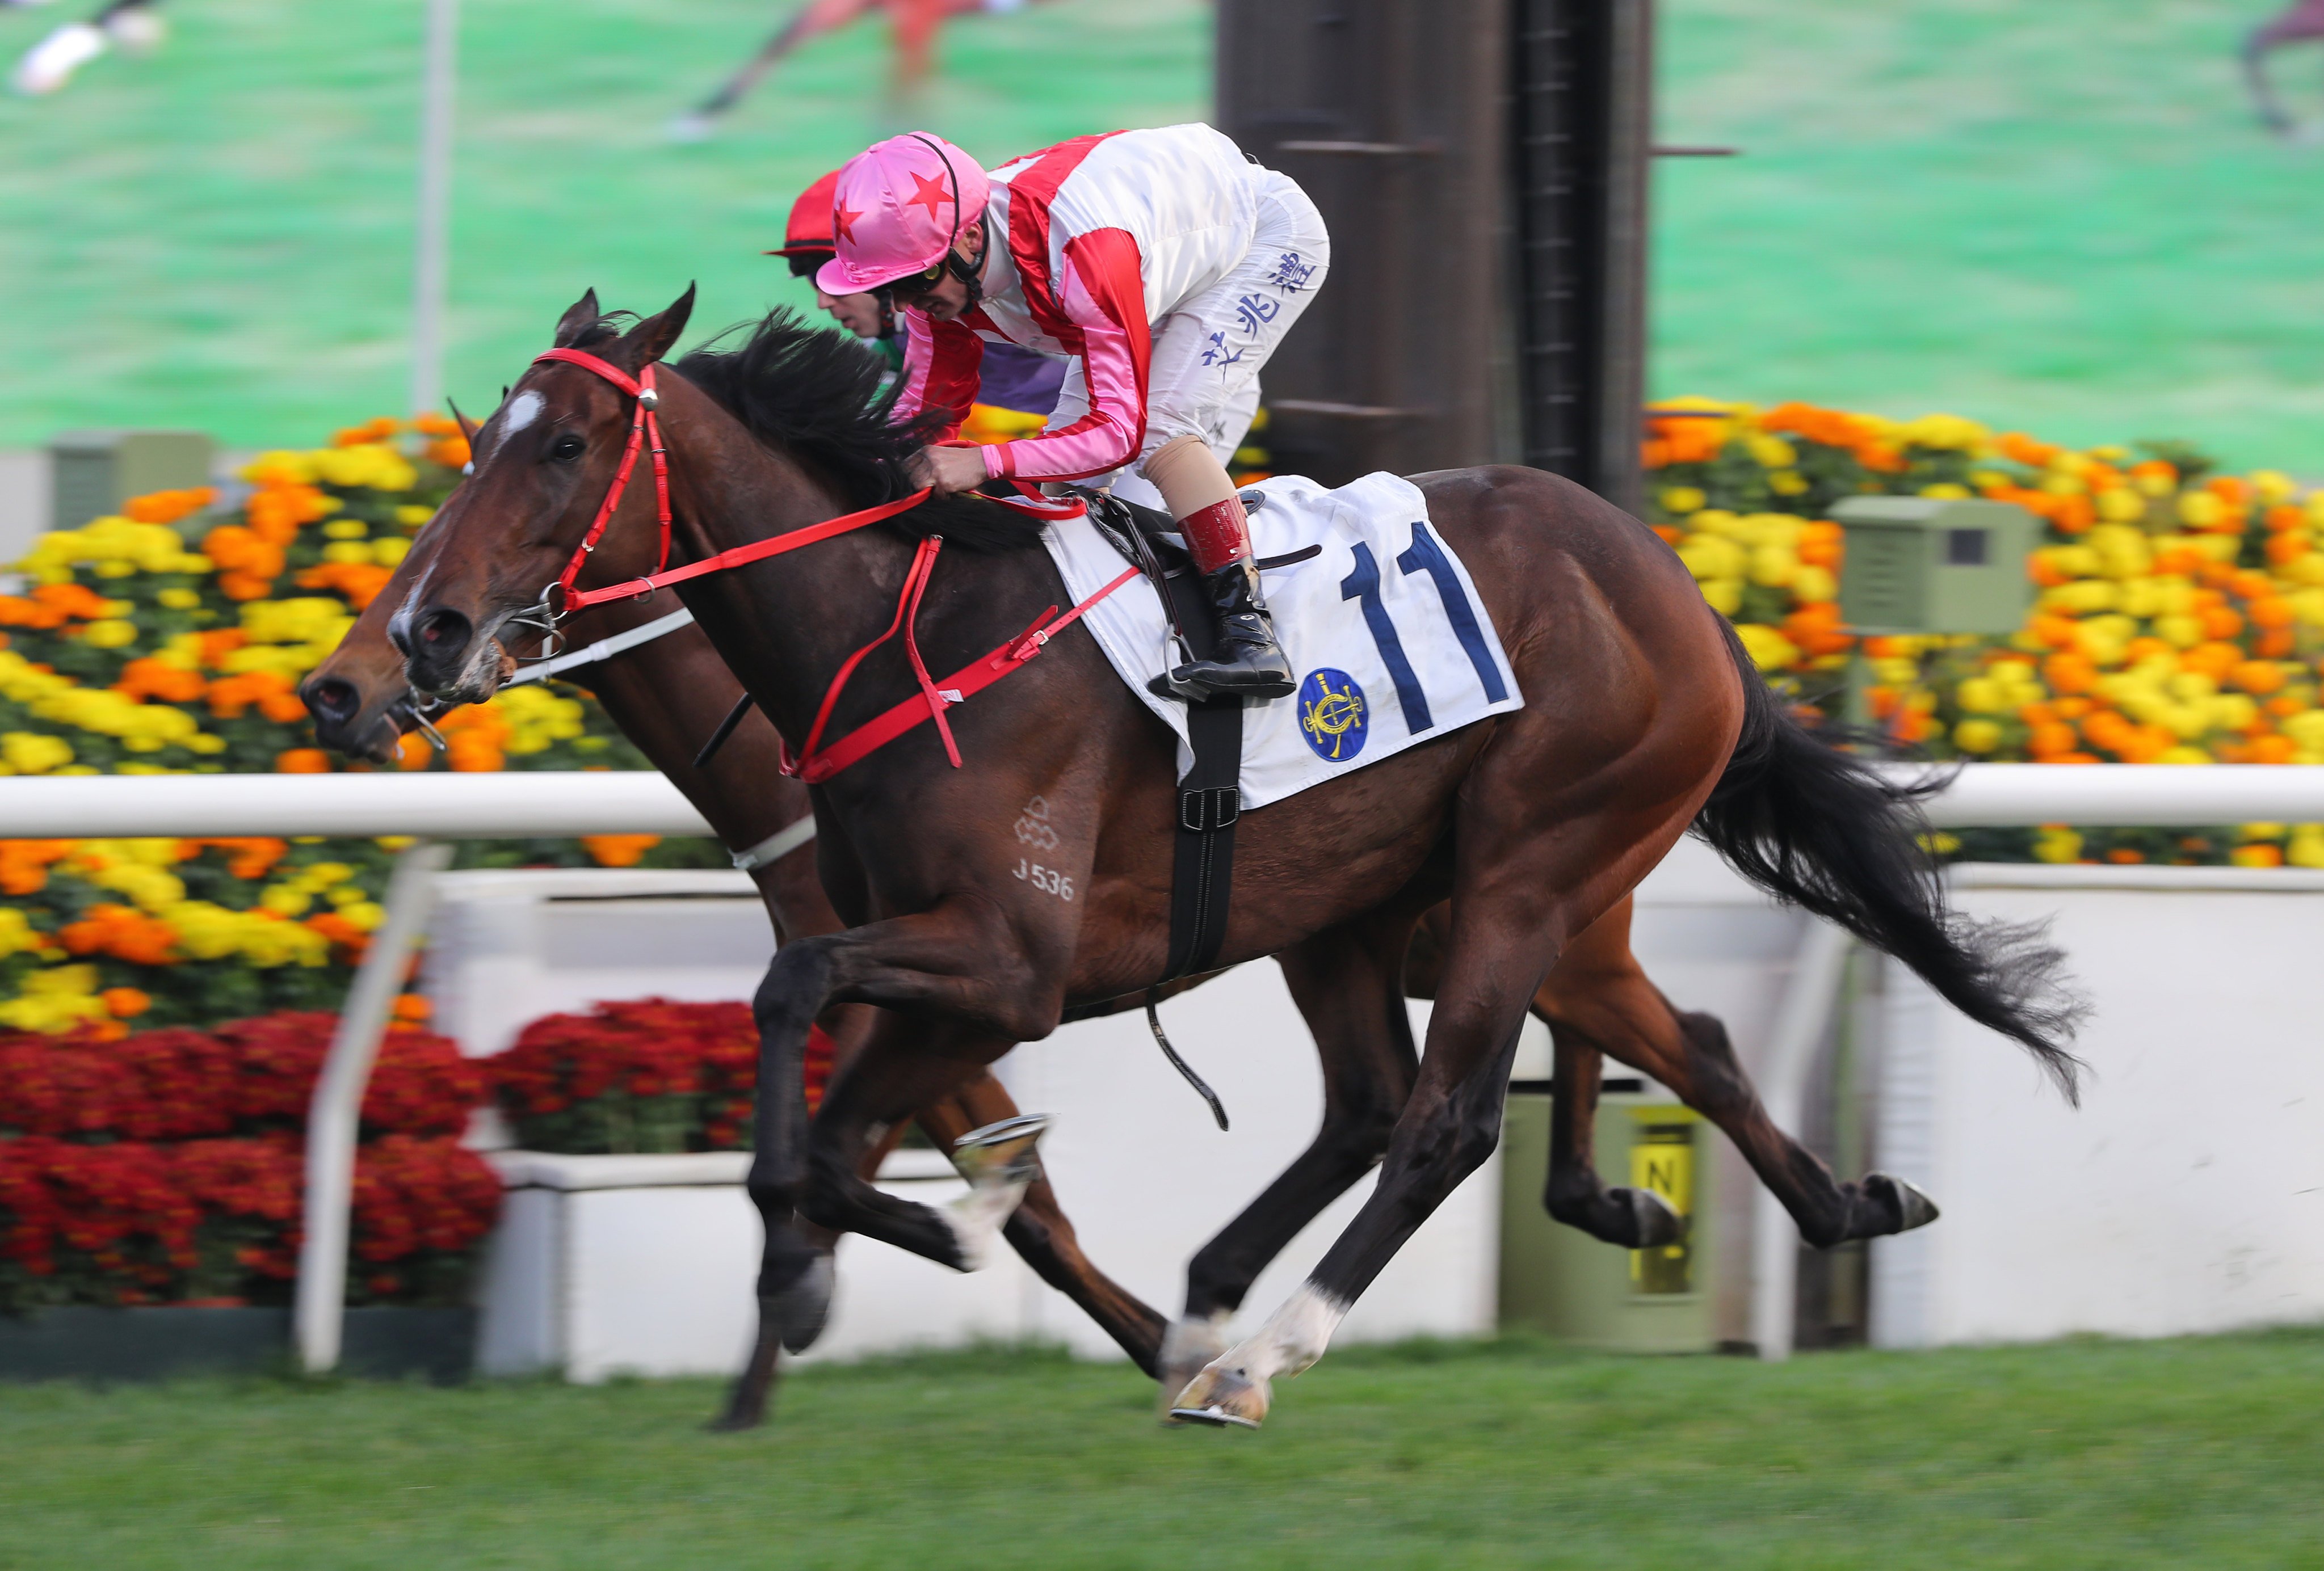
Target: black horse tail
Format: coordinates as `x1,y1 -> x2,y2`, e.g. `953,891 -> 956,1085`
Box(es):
1692,618 -> 2087,1101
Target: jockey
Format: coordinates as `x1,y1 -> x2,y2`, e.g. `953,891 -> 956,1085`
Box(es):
818,125 -> 1329,701
770,169 -> 1064,418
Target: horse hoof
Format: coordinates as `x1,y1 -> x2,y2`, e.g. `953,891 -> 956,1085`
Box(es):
1864,1173 -> 1941,1234
1618,1186 -> 1687,1249
1168,1360 -> 1270,1430
1156,1316 -> 1231,1423
951,1113 -> 1048,1186
703,1408 -> 764,1434
768,1254 -> 836,1353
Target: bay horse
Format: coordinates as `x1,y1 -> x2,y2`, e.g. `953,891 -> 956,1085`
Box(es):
388,289 -> 2078,1426
308,428 -> 1952,1421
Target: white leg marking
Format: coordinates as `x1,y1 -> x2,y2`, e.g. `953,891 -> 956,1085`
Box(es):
940,1115 -> 1047,1271
1220,1282 -> 1349,1384
1159,1308 -> 1234,1376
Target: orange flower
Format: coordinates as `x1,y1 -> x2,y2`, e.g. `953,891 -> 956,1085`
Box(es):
2266,532 -> 2310,567
1999,432 -> 2062,468
391,993 -> 433,1022
244,482 -> 330,544
2041,651 -> 2098,694
182,837 -> 287,879
59,904 -> 179,966
1795,520 -> 1845,569
295,561 -> 395,610
114,656 -> 207,705
2246,734 -> 2297,764
2247,596 -> 2295,631
101,987 -> 152,1018
2106,848 -> 2146,865
304,910 -> 372,963
2050,494 -> 2095,534
2256,628 -> 2296,659
396,732 -> 434,771
333,416 -> 403,448
0,594 -> 67,630
2128,458 -> 2177,489
275,748 -> 331,774
1780,600 -> 1854,656
2200,604 -> 2245,641
425,436 -> 470,470
582,834 -> 661,868
122,487 -> 216,525
2180,642 -> 2241,681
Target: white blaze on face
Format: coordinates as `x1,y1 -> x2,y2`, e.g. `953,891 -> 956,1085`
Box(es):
499,390 -> 544,438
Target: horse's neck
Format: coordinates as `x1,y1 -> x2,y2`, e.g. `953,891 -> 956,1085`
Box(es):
659,390 -> 1023,754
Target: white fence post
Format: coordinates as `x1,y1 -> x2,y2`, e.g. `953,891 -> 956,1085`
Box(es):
293,837 -> 456,1374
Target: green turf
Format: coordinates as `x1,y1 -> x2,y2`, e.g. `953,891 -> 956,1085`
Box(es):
0,0 -> 1208,448
15,1 -> 2324,471
1653,0 -> 2324,470
3,1329 -> 2321,1568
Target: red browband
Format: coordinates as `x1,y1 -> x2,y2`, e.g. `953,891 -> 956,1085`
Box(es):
522,348 -> 1132,781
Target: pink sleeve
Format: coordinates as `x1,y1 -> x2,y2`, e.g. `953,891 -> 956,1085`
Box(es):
981,229 -> 1152,483
892,307 -> 985,440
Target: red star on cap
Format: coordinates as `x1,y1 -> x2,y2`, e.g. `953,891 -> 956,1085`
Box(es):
834,205 -> 861,245
907,171 -> 952,222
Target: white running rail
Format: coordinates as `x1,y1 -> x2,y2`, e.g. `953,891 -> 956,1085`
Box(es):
2,763 -> 2319,1372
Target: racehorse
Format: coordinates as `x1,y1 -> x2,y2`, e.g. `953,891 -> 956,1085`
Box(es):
2245,0 -> 2324,136
307,384 -> 1951,1420
386,288 -> 2079,1427
668,0 -> 1060,141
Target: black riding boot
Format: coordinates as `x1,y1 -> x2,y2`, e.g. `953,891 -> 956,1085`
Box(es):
1150,562 -> 1297,702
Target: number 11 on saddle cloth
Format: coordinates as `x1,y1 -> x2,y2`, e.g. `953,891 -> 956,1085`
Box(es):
1045,471 -> 1525,810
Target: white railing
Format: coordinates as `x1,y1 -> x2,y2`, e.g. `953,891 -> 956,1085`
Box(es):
2,763 -> 2319,1372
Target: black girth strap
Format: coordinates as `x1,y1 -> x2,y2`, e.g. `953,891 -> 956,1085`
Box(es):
1157,565 -> 1244,983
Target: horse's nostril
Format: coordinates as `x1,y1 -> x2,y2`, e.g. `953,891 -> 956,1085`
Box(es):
305,678 -> 359,724
415,608 -> 472,652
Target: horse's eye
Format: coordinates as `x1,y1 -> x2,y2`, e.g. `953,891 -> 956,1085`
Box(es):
548,433 -> 586,462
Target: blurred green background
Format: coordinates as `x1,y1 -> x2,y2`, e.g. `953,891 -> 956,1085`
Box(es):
7,0 -> 2324,469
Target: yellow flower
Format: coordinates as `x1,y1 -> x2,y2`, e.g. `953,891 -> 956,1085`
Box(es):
1658,486 -> 1706,515
1733,624 -> 1800,671
1745,433 -> 1796,469
2032,827 -> 2084,865
1748,544 -> 1799,588
0,908 -> 47,959
309,443 -> 418,493
258,883 -> 313,917
2095,488 -> 2145,523
2177,491 -> 2225,528
396,504 -> 435,527
1,732 -> 73,774
2288,825 -> 2324,870
1953,718 -> 2003,754
157,588 -> 201,609
1918,483 -> 1970,500
372,536 -> 411,567
322,518 -> 371,540
81,618 -> 138,649
1699,578 -> 1743,617
1791,565 -> 1838,604
1676,534 -> 1747,583
2252,470 -> 2298,504
1767,470 -> 1809,496
321,541 -> 376,565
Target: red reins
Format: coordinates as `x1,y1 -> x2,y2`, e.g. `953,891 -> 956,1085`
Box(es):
523,347 -> 1133,783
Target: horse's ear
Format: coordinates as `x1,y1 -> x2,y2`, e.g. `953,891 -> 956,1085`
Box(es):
619,284 -> 696,368
444,395 -> 481,442
552,288 -> 602,348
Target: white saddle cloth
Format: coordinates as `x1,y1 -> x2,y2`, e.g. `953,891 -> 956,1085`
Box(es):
1042,471 -> 1525,811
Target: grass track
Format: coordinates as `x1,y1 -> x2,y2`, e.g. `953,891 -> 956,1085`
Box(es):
3,1329 -> 2321,1569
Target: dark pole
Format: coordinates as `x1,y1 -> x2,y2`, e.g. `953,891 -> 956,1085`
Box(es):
1510,0 -> 1653,516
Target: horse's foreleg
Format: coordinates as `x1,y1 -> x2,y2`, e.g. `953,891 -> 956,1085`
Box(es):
914,1077 -> 1169,1375
1158,914 -> 1421,1401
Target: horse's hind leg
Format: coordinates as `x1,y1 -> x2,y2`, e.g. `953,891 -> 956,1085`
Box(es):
913,1076 -> 1169,1376
1536,896 -> 1935,1248
1159,909 -> 1422,1400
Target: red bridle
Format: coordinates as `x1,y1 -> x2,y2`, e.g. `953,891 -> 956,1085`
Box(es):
515,346 -> 1136,782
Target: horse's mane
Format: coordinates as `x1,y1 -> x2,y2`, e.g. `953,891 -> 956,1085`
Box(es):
669,308 -> 1048,554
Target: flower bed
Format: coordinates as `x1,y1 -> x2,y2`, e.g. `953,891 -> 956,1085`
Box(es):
0,1011 -> 496,1311
490,998 -> 834,1155
0,417 -> 734,1034
1646,401 -> 2324,865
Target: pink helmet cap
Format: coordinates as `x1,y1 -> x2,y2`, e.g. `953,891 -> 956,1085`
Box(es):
816,133 -> 991,296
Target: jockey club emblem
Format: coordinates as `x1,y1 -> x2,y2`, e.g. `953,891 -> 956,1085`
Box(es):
1297,668 -> 1368,762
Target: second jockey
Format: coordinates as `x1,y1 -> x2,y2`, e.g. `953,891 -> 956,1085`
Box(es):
818,124 -> 1330,701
